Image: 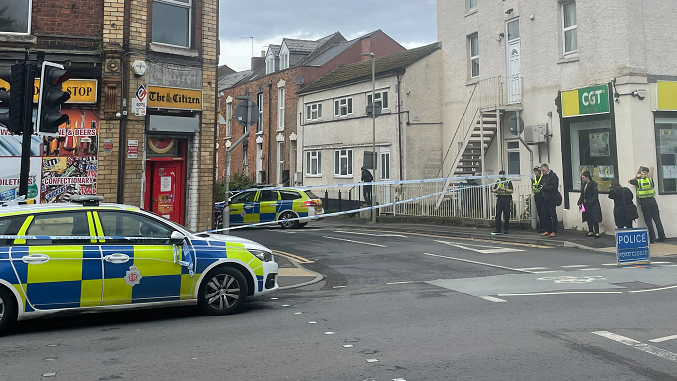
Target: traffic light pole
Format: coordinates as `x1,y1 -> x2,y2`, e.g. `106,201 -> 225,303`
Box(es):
18,61 -> 36,199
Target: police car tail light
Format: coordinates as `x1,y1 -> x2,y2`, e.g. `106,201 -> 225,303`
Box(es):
303,200 -> 320,207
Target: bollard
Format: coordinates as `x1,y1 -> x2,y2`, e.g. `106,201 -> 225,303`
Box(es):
338,190 -> 342,211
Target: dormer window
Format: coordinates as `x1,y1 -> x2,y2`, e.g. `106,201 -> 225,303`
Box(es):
280,53 -> 289,70
266,58 -> 275,74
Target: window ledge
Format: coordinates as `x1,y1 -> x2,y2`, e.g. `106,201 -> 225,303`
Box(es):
465,8 -> 478,17
0,34 -> 37,44
224,135 -> 232,140
558,54 -> 579,64
255,131 -> 264,135
334,175 -> 354,179
276,128 -> 284,132
305,175 -> 322,178
149,42 -> 199,57
466,78 -> 480,86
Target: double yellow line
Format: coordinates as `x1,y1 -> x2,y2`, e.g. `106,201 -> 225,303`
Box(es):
272,250 -> 314,264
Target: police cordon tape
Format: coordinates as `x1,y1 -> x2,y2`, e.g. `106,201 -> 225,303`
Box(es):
0,177 -> 515,242
225,174 -> 522,194
205,180 -> 509,234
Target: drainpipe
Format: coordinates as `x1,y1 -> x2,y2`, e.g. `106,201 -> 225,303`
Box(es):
267,81 -> 272,183
397,71 -> 404,181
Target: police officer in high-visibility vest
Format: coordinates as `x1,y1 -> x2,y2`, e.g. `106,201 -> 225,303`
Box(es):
629,166 -> 666,243
532,167 -> 547,233
492,170 -> 514,235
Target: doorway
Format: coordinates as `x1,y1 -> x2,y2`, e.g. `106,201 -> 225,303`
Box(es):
506,18 -> 521,104
144,137 -> 187,225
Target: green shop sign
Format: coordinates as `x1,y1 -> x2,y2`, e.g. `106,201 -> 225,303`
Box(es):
561,84 -> 610,118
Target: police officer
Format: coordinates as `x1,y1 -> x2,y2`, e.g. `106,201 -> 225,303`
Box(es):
532,166 -> 547,233
539,163 -> 560,237
629,167 -> 666,243
492,170 -> 513,235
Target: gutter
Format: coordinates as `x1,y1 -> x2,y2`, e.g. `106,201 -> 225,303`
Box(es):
267,81 -> 272,183
397,71 -> 404,181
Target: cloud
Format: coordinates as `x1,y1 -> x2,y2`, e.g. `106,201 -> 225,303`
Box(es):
218,0 -> 437,71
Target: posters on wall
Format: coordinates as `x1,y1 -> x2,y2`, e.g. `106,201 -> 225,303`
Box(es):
0,108 -> 98,203
589,132 -> 610,157
659,129 -> 677,154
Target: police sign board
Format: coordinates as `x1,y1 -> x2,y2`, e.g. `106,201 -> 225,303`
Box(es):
616,228 -> 650,267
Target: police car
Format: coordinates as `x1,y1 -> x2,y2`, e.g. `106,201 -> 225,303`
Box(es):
0,196 -> 278,334
217,187 -> 323,229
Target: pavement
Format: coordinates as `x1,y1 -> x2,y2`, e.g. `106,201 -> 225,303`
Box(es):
2,222 -> 677,380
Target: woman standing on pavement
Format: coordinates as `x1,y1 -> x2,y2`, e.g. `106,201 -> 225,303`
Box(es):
577,171 -> 602,238
608,179 -> 636,228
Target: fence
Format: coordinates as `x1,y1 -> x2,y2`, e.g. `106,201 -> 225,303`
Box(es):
376,182 -> 533,222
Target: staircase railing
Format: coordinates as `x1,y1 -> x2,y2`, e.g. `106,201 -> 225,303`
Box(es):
436,76 -> 506,207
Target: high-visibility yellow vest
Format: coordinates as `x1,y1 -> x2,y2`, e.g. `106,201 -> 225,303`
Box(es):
532,175 -> 542,193
637,178 -> 655,199
497,181 -> 512,196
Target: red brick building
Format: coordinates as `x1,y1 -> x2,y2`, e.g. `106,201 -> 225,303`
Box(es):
217,30 -> 405,186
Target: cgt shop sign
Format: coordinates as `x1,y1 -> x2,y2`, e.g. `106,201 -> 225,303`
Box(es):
561,84 -> 610,118
616,228 -> 650,267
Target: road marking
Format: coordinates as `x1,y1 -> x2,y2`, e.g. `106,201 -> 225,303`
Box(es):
272,250 -> 315,264
516,267 -> 549,271
386,281 -> 421,285
323,236 -> 386,247
360,229 -> 551,248
498,291 -> 623,296
435,240 -> 525,254
294,312 -> 302,315
324,332 -> 335,335
333,286 -> 346,289
602,264 -> 618,266
628,285 -> 677,293
334,230 -> 408,238
537,275 -> 606,284
579,268 -> 601,271
308,321 -> 317,324
652,261 -> 672,264
366,359 -> 379,363
593,331 -> 677,362
478,295 -> 507,303
343,344 -> 354,348
532,270 -> 561,274
281,304 -> 290,307
561,265 -> 589,268
650,335 -> 677,343
422,253 -> 533,273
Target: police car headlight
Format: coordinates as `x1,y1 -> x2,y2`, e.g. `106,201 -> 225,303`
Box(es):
249,249 -> 273,262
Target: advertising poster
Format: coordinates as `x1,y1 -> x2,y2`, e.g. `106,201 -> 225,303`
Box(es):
0,157 -> 42,203
0,108 -> 41,157
44,109 -> 98,157
659,129 -> 677,154
41,156 -> 97,203
589,132 -> 610,157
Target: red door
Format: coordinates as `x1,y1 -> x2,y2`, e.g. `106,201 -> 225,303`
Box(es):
147,161 -> 185,225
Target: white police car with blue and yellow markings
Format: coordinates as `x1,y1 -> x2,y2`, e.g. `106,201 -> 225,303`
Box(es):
0,196 -> 278,334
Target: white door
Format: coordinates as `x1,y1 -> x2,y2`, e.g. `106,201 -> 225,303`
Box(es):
506,19 -> 521,104
380,148 -> 391,205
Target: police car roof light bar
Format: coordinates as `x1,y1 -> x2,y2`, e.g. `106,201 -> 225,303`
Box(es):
70,195 -> 104,206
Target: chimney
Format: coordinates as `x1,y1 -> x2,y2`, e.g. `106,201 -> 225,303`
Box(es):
261,50 -> 266,57
251,56 -> 265,71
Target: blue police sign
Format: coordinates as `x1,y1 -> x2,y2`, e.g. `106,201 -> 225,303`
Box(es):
616,228 -> 650,267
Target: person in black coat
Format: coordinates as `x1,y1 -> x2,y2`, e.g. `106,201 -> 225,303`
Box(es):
577,171 -> 602,238
361,166 -> 373,205
608,179 -> 635,228
538,163 -> 560,237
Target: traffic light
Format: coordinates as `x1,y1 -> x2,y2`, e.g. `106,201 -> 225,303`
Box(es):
37,61 -> 71,135
0,64 -> 28,134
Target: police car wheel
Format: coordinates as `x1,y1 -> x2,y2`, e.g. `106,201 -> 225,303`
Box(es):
0,287 -> 16,335
279,212 -> 299,229
198,267 -> 248,316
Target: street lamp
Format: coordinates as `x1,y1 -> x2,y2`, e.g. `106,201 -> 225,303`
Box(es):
361,52 -> 376,223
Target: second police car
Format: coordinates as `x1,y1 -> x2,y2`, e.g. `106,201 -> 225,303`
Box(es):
216,187 -> 324,229
0,196 -> 278,335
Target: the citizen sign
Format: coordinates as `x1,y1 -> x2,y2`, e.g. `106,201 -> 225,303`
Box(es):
146,86 -> 203,111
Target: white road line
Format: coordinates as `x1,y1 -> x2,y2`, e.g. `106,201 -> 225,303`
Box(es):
498,291 -> 623,296
478,295 -> 507,303
434,240 -> 525,254
322,236 -> 386,247
593,331 -> 677,362
652,261 -> 672,264
422,253 -> 534,273
649,335 -> 677,343
561,265 -> 589,268
579,268 -> 601,271
602,264 -> 618,266
665,264 -> 677,267
334,230 -> 408,238
516,267 -> 549,271
532,270 -> 561,274
386,281 -> 421,285
629,285 -> 677,293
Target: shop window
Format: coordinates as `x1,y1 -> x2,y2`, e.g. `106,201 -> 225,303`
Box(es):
569,119 -> 617,192
152,0 -> 192,48
0,0 -> 31,34
655,118 -> 677,194
506,141 -> 520,175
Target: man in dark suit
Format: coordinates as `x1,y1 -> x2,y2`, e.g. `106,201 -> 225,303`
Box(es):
539,163 -> 559,237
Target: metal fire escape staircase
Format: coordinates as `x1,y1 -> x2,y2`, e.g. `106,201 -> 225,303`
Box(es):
436,76 -> 520,207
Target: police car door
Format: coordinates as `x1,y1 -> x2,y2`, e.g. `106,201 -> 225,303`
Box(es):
10,211 -> 103,310
94,211 -> 185,305
257,190 -> 280,223
229,191 -> 257,225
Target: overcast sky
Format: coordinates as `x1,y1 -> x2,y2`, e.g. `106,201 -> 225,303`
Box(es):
219,0 -> 437,72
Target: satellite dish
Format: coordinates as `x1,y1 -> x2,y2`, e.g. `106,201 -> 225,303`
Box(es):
294,76 -> 305,85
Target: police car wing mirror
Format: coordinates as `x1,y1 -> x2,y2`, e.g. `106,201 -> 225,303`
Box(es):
169,231 -> 186,245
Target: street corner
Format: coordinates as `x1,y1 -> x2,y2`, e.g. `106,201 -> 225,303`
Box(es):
273,250 -> 324,290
